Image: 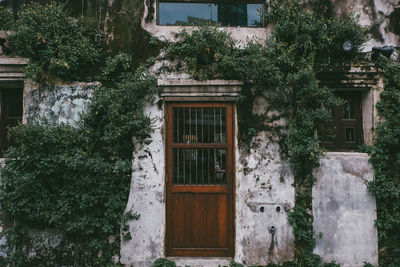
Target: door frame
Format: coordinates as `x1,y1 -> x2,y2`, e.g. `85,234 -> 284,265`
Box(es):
164,101 -> 236,257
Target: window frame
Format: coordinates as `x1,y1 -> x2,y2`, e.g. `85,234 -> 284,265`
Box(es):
156,0 -> 266,28
325,91 -> 363,151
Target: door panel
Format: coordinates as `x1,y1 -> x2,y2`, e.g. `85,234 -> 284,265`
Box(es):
166,103 -> 234,257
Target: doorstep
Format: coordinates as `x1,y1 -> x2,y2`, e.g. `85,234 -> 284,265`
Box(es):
167,257 -> 231,267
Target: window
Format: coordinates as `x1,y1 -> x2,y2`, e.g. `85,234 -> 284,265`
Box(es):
325,91 -> 363,151
0,88 -> 23,153
165,102 -> 234,257
157,0 -> 263,27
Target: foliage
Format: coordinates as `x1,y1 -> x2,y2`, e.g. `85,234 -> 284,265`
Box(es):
368,60 -> 400,267
165,27 -> 240,80
166,0 -> 364,266
0,54 -> 157,265
0,6 -> 14,31
151,258 -> 177,267
0,0 -> 369,265
7,2 -> 101,82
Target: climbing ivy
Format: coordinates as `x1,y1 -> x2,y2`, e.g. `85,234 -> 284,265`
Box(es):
0,54 -> 157,266
0,6 -> 13,31
7,2 -> 102,82
0,0 -> 369,266
368,59 -> 400,267
166,0 -> 365,266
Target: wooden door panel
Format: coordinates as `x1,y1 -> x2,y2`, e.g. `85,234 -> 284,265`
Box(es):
166,103 -> 234,257
171,193 -> 229,249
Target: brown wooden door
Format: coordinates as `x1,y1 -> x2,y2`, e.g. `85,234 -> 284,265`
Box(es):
166,102 -> 234,257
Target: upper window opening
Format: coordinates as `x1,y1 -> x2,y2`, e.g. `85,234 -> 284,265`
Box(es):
324,91 -> 363,151
158,1 -> 264,27
1,88 -> 23,153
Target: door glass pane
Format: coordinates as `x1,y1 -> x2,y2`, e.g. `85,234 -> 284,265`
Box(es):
345,127 -> 355,143
159,2 -> 263,27
342,98 -> 355,119
173,107 -> 226,144
173,148 -> 226,184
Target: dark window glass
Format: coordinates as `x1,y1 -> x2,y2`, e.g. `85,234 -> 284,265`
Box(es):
345,127 -> 355,143
1,88 -> 23,153
158,2 -> 263,27
173,107 -> 226,144
342,99 -> 355,119
173,148 -> 226,184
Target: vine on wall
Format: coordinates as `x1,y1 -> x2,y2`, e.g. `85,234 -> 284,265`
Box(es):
0,0 -> 374,266
165,0 -> 365,266
368,59 -> 400,267
0,54 -> 157,265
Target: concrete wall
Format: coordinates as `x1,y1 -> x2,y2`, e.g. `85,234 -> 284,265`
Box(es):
24,82 -> 98,125
313,152 -> 378,267
235,133 -> 295,266
120,97 -> 166,266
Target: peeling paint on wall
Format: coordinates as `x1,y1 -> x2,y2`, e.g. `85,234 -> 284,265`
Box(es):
313,152 -> 378,267
25,83 -> 98,125
235,131 -> 295,266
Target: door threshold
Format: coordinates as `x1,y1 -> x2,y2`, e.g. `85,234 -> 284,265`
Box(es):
167,257 -> 232,267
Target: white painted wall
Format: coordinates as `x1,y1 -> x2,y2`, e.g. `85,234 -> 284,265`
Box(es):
313,152 -> 378,267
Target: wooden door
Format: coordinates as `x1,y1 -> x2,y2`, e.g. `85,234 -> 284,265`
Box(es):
166,102 -> 234,257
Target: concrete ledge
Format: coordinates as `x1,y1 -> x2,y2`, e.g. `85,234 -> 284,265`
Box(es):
159,79 -> 243,99
0,57 -> 28,82
158,79 -> 243,86
0,57 -> 28,65
168,257 -> 231,267
323,152 -> 369,157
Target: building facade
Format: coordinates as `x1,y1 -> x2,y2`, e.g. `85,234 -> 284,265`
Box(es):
1,0 -> 400,266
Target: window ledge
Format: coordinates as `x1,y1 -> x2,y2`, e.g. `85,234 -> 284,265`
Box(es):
323,151 -> 369,157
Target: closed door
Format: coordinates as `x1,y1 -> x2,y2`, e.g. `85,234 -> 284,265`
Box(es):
166,102 -> 234,257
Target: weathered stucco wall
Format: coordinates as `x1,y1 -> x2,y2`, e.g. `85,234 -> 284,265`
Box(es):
24,82 -> 97,125
120,97 -> 166,266
313,152 -> 378,267
235,132 -> 295,266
